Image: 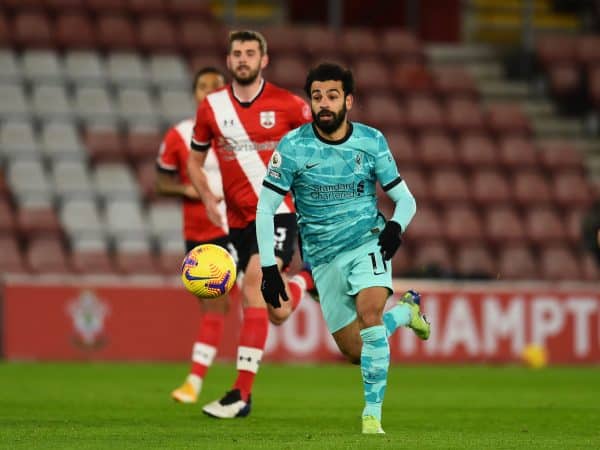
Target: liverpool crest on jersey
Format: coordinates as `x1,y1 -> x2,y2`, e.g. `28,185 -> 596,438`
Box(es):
260,111 -> 275,129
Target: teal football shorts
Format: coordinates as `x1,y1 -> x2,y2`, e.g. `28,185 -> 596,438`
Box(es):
312,238 -> 393,333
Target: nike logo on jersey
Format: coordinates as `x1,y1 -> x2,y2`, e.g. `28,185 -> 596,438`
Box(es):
305,162 -> 319,169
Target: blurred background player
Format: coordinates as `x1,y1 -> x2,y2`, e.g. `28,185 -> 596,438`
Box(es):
256,63 -> 430,434
187,30 -> 314,418
155,67 -> 228,404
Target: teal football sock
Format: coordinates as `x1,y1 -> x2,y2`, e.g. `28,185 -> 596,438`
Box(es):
360,325 -> 390,422
383,303 -> 411,337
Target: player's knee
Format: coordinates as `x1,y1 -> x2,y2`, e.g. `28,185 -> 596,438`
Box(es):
357,310 -> 382,329
267,306 -> 290,326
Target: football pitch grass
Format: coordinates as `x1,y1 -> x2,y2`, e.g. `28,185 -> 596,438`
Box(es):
0,363 -> 599,449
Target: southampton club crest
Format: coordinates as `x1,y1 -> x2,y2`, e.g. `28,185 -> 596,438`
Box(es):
260,111 -> 275,129
67,290 -> 109,350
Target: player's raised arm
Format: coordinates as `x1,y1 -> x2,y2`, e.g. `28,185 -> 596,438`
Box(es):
375,133 -> 417,260
188,100 -> 223,227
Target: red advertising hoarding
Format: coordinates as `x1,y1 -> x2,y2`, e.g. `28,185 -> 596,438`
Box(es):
2,278 -> 599,364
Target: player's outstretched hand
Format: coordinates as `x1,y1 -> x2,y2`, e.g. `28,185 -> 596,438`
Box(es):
378,220 -> 403,260
261,265 -> 289,308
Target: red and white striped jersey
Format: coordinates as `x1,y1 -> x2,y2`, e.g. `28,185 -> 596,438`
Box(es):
191,80 -> 311,229
157,118 -> 228,242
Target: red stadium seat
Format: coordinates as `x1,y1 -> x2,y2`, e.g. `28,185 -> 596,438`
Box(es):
391,247 -> 412,277
429,169 -> 470,204
539,246 -> 582,281
524,207 -> 567,246
86,0 -> 125,14
484,206 -> 526,246
575,35 -> 600,67
486,104 -> 531,137
269,55 -> 308,91
84,125 -> 126,163
391,62 -> 434,95
538,141 -> 586,174
13,11 -> 55,49
26,237 -> 72,274
97,14 -> 138,51
71,244 -> 117,275
0,172 -> 10,200
589,67 -> 600,109
353,58 -> 391,94
552,171 -> 593,209
138,16 -> 179,53
157,249 -> 185,276
446,98 -> 485,133
399,167 -> 429,203
412,241 -> 454,277
512,170 -> 553,207
362,94 -> 405,130
166,0 -> 213,19
260,25 -> 306,58
16,207 -> 62,240
443,205 -> 484,244
0,236 -> 27,274
55,13 -> 97,50
497,245 -> 538,280
188,51 -> 227,75
46,0 -> 86,13
455,244 -> 497,279
125,128 -> 163,165
302,26 -> 339,59
565,208 -> 584,246
127,0 -> 167,16
0,199 -> 16,237
580,253 -> 600,281
340,27 -> 380,59
403,204 -> 441,242
433,67 -> 479,99
547,64 -> 580,100
179,20 -> 224,55
499,136 -> 538,170
406,95 -> 446,131
386,131 -> 416,167
535,35 -> 577,69
115,248 -> 160,275
381,29 -> 424,62
0,12 -> 12,47
457,133 -> 498,169
415,132 -> 457,168
470,169 -> 511,206
136,159 -> 158,201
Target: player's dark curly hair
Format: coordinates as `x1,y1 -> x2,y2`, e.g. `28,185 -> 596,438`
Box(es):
304,63 -> 354,97
192,67 -> 225,91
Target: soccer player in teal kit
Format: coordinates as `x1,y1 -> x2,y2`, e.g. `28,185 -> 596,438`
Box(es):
256,63 -> 430,434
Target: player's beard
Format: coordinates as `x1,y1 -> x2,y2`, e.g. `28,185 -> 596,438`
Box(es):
231,64 -> 261,86
312,104 -> 347,135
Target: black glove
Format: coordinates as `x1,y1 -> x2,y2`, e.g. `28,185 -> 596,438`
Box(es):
378,220 -> 403,260
261,265 -> 288,308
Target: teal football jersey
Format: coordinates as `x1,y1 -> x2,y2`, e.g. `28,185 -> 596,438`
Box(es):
263,122 -> 402,267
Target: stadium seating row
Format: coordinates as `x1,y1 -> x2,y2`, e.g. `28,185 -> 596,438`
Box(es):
0,49 -> 191,86
536,34 -> 600,113
0,8 -> 425,61
1,229 -> 598,281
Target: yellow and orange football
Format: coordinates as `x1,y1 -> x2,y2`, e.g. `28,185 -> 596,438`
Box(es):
181,244 -> 236,299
